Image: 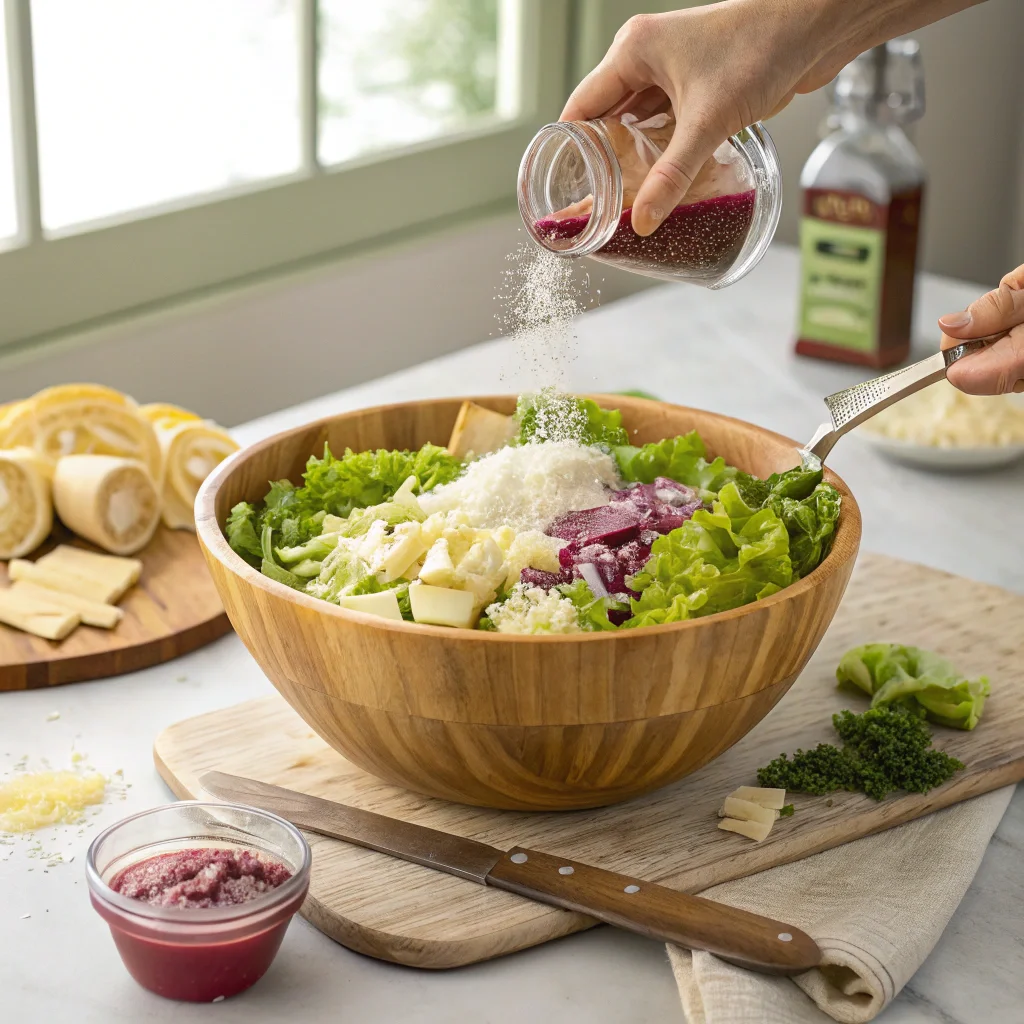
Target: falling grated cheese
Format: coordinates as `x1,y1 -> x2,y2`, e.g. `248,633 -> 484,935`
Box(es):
0,770 -> 106,832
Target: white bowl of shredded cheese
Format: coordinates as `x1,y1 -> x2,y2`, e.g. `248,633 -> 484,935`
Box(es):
858,380 -> 1024,471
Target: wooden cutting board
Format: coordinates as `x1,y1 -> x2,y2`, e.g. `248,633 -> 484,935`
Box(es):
0,526 -> 231,690
154,554 -> 1024,969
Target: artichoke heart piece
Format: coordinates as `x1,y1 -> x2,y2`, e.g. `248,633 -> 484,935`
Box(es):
0,447 -> 53,560
52,455 -> 160,556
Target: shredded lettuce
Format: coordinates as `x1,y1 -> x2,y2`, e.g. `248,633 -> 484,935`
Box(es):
226,501 -> 263,566
514,391 -> 629,447
624,483 -> 793,628
837,644 -> 990,730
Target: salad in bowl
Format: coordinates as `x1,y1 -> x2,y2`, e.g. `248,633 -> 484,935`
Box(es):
224,391 -> 841,635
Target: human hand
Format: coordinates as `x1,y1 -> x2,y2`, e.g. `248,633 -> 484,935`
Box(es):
939,265 -> 1024,394
559,1 -> 851,236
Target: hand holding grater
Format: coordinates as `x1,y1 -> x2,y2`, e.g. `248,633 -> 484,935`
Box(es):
801,339 -> 994,463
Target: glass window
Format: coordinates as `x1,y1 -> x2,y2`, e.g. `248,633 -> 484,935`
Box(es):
0,16 -> 17,243
318,0 -> 517,167
32,0 -> 303,231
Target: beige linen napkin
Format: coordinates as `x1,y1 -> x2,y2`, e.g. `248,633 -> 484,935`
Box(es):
669,787 -> 1014,1023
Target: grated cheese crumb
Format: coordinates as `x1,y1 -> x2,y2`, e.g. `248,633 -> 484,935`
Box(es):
486,585 -> 582,635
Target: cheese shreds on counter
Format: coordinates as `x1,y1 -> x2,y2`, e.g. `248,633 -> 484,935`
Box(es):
418,441 -> 620,531
861,379 -> 1024,448
0,770 -> 106,832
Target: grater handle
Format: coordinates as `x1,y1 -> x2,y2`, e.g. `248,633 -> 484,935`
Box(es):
802,339 -> 992,462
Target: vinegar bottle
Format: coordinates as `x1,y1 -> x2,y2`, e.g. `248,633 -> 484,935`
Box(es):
795,39 -> 926,368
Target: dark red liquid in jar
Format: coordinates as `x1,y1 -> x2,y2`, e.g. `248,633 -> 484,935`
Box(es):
110,847 -> 292,908
536,190 -> 756,279
95,846 -> 304,1002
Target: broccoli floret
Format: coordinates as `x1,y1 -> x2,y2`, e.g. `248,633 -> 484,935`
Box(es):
756,706 -> 963,802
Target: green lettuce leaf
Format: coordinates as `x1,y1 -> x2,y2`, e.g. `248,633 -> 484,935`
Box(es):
624,483 -> 793,628
225,501 -> 263,566
513,391 -> 629,447
614,431 -> 736,494
767,484 -> 841,579
837,644 -> 990,730
557,579 -> 626,631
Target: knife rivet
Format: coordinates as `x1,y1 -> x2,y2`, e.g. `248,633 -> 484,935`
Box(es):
623,884 -> 640,894
778,932 -> 793,942
558,866 -> 574,875
510,852 -> 528,864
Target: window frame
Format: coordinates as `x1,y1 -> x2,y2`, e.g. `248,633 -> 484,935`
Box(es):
0,0 -> 573,352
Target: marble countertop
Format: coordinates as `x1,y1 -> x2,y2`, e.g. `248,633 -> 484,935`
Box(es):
2,246 -> 1021,1024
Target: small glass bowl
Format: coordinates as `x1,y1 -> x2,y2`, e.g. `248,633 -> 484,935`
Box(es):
86,801 -> 311,1003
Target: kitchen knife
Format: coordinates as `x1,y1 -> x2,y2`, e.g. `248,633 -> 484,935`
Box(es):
199,771 -> 820,975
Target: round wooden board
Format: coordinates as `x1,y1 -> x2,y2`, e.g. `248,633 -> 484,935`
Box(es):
0,526 -> 231,691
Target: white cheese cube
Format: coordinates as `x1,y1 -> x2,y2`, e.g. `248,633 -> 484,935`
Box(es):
409,584 -> 476,629
419,538 -> 456,587
336,590 -> 404,621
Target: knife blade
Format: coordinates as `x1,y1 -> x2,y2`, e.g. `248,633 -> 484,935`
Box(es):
199,770 -> 821,975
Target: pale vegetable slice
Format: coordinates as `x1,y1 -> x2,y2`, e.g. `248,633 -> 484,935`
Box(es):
0,587 -> 80,640
380,526 -> 431,583
336,590 -> 403,621
718,817 -> 773,843
7,560 -> 124,604
37,545 -> 142,590
418,538 -> 456,587
446,401 -> 515,459
0,384 -> 161,477
11,581 -> 123,629
0,448 -> 53,560
408,584 -> 476,629
729,786 -> 786,810
52,455 -> 160,556
139,406 -> 238,531
718,796 -> 777,827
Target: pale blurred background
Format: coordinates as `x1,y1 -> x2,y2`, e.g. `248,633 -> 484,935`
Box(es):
0,0 -> 1021,424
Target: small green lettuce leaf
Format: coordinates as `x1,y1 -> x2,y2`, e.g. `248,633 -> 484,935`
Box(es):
837,644 -> 990,730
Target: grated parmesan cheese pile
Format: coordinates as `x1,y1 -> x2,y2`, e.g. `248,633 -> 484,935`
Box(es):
0,769 -> 107,832
418,441 -> 621,532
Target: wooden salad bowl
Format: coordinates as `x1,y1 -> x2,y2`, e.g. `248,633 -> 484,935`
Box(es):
195,396 -> 861,811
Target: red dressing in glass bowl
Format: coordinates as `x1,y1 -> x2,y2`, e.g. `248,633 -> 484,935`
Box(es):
87,802 -> 311,1002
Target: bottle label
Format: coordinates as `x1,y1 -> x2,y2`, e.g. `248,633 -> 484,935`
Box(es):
797,190 -> 886,355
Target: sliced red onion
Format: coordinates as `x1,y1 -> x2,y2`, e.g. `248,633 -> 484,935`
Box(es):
579,562 -> 609,599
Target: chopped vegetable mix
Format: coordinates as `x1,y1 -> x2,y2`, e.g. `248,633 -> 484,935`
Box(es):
224,393 -> 842,633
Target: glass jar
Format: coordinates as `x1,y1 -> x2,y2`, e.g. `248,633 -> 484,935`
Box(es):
87,801 -> 311,1003
518,113 -> 782,289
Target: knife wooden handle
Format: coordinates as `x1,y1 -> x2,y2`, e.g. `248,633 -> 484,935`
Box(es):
486,847 -> 820,975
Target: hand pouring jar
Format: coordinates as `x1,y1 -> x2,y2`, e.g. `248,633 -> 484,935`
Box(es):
518,112 -> 782,288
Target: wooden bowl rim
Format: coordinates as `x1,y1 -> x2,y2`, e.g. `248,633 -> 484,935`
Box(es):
196,395 -> 861,643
